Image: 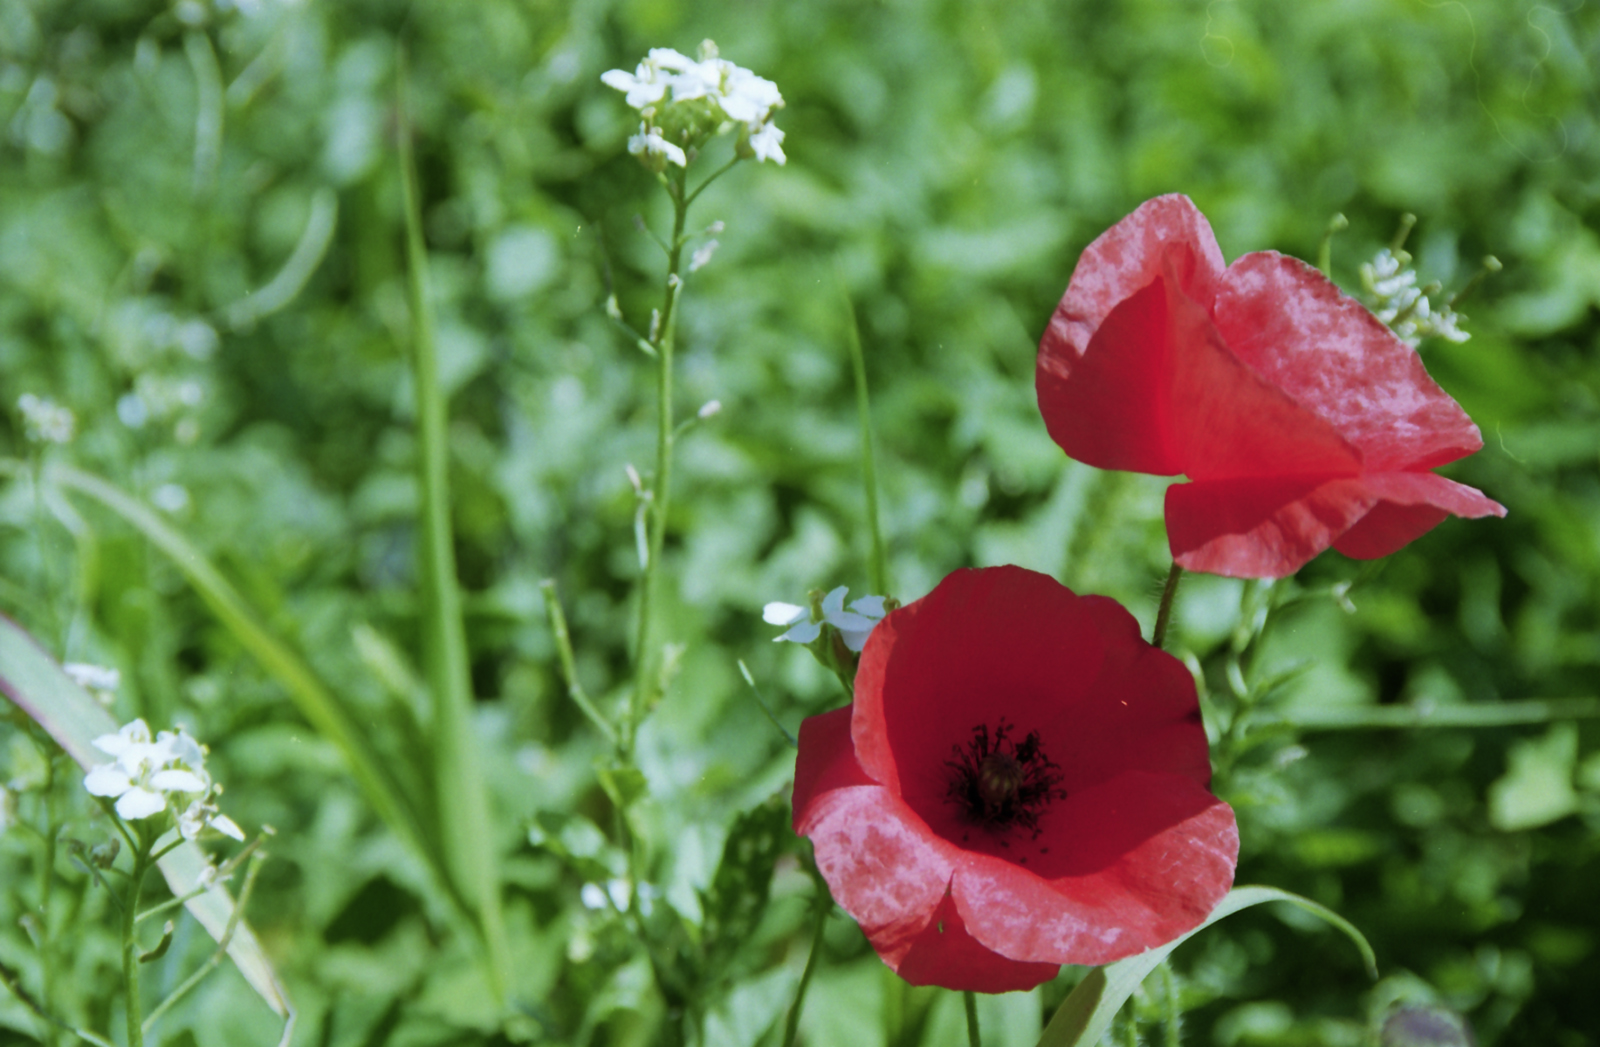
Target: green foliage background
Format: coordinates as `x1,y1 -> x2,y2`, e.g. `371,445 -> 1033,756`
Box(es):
1,0 -> 1598,1044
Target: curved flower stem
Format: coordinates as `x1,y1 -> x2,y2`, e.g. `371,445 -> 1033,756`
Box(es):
627,167 -> 690,755
780,884 -> 830,1047
964,991 -> 982,1047
1152,563 -> 1184,650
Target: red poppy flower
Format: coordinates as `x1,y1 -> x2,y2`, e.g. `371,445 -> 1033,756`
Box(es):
1036,194 -> 1505,578
792,565 -> 1237,992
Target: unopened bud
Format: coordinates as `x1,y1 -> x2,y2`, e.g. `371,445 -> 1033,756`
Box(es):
697,400 -> 722,419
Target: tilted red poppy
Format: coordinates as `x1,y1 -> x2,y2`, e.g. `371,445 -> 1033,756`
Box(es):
792,565 -> 1237,992
1036,194 -> 1506,579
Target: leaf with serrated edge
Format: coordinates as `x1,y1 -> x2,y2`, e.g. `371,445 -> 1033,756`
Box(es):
1037,885 -> 1375,1047
0,614 -> 295,1039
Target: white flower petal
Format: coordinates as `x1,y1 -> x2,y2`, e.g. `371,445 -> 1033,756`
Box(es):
824,610 -> 877,633
839,627 -> 876,653
763,601 -> 807,625
210,814 -> 245,841
748,122 -> 786,164
820,586 -> 848,616
776,620 -> 822,645
84,764 -> 132,798
646,48 -> 696,71
115,787 -> 167,821
847,595 -> 887,618
151,769 -> 207,794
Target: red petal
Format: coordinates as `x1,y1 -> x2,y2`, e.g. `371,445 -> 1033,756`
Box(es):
1212,252 -> 1483,471
1168,471 -> 1507,577
1332,471 -> 1507,559
1037,279 -> 1184,474
1162,276 -> 1363,482
951,773 -> 1238,966
852,566 -> 1107,806
879,890 -> 1060,993
792,706 -> 872,833
1041,194 -> 1226,362
799,785 -> 956,949
1166,475 -> 1378,578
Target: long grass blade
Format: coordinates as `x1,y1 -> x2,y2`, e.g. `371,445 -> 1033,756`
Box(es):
396,47 -> 510,997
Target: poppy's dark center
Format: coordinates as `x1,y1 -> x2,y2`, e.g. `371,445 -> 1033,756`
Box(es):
944,720 -> 1066,838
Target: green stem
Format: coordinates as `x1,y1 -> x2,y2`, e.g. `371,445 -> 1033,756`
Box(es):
1152,563 -> 1184,650
541,580 -> 618,746
627,169 -> 689,754
122,840 -> 150,1047
964,991 -> 982,1047
840,276 -> 887,595
1316,213 -> 1347,277
781,888 -> 830,1047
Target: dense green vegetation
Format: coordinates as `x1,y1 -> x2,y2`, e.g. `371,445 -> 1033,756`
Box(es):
1,0 -> 1597,1044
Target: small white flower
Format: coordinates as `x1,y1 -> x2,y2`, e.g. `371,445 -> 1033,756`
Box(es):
601,65 -> 668,110
764,586 -> 889,652
580,882 -> 609,910
84,719 -> 241,837
696,399 -> 722,419
628,126 -> 688,168
17,394 -> 75,445
747,122 -> 786,165
719,67 -> 783,127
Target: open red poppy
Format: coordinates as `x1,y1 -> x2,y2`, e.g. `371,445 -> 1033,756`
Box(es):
1036,194 -> 1505,578
792,566 -> 1237,992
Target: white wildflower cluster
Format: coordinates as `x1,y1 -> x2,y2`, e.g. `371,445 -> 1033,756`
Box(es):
84,719 -> 244,841
602,40 -> 786,171
765,586 -> 889,654
1360,248 -> 1469,349
17,394 -> 75,445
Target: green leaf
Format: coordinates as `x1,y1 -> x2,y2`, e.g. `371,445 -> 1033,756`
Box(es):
702,794 -> 791,979
1036,885 -> 1376,1047
0,613 -> 295,1033
1488,724 -> 1580,831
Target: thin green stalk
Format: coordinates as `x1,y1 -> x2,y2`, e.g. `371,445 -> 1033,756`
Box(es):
1316,213 -> 1347,277
183,31 -> 224,197
541,580 -> 618,746
964,991 -> 982,1047
396,47 -> 509,997
840,275 -> 887,595
781,889 -> 829,1047
1152,563 -> 1184,650
37,755 -> 57,1047
122,844 -> 150,1047
628,169 -> 689,754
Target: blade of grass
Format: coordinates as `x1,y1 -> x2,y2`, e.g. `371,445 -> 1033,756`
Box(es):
1038,885 -> 1375,1047
45,463 -> 460,917
838,269 -> 887,596
396,47 -> 510,999
0,614 -> 293,1039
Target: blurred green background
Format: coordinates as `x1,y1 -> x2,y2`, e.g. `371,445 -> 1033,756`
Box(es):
1,0 -> 1598,1043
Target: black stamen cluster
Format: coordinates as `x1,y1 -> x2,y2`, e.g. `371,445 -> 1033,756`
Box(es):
944,720 -> 1066,838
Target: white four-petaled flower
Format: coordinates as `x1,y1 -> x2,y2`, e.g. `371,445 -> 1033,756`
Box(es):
83,718 -> 244,840
764,586 -> 888,653
602,40 -> 787,167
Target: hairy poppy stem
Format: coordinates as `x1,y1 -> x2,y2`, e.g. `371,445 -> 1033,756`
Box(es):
963,991 -> 982,1046
1152,563 -> 1184,650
